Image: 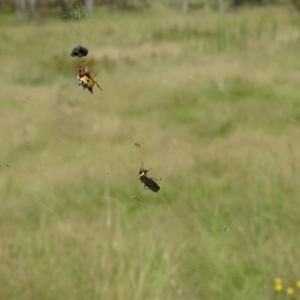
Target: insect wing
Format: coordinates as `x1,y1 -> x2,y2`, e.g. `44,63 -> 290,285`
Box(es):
143,176 -> 160,193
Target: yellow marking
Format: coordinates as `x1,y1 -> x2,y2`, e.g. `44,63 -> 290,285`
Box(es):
80,76 -> 95,89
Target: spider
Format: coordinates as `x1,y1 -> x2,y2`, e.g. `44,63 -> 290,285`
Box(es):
76,61 -> 103,94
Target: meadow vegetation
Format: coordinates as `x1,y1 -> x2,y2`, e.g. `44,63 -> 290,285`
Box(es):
1,4 -> 300,299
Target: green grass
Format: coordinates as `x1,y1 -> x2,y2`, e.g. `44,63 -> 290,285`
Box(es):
1,4 -> 300,300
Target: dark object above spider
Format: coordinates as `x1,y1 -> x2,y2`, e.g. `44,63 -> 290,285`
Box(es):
70,46 -> 89,57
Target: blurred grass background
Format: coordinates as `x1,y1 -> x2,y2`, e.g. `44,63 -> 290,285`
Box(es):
1,3 -> 300,300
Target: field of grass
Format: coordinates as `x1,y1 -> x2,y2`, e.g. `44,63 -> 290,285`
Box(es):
1,4 -> 300,299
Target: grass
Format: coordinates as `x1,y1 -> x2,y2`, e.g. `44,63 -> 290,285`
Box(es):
1,4 -> 300,300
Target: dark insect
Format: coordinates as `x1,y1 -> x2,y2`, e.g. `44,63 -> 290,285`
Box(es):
135,143 -> 141,147
76,61 -> 103,94
70,46 -> 89,57
139,161 -> 161,193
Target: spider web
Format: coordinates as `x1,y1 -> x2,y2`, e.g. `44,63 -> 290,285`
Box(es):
33,3 -> 234,299
34,2 -> 300,299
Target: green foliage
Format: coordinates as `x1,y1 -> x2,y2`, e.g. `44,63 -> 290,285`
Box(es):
1,5 -> 300,300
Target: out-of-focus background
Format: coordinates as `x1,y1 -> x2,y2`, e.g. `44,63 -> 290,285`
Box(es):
1,0 -> 300,299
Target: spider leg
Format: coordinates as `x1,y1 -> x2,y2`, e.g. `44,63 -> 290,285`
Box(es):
94,81 -> 103,91
76,60 -> 86,68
